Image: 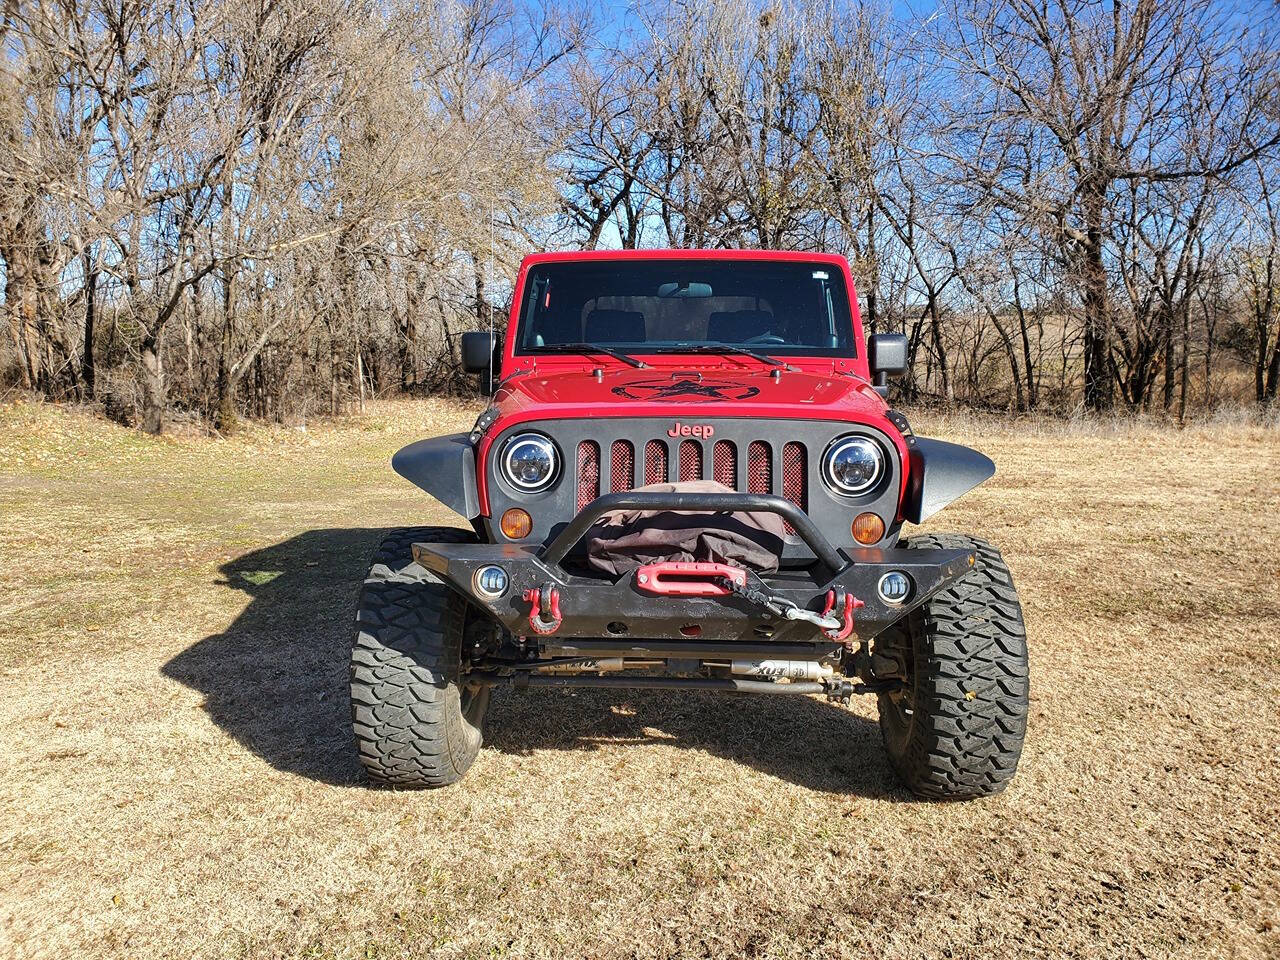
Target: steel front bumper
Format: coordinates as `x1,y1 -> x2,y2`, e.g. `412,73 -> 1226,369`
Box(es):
411,491 -> 975,645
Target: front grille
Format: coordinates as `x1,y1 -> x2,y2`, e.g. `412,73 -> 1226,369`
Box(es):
575,430 -> 806,536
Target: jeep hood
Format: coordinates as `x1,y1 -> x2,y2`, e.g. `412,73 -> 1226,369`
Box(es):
487,364 -> 889,425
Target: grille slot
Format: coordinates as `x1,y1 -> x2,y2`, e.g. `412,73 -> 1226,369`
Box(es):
644,440 -> 668,484
747,441 -> 772,494
678,440 -> 703,481
577,440 -> 600,512
781,442 -> 806,534
610,440 -> 634,492
713,440 -> 736,488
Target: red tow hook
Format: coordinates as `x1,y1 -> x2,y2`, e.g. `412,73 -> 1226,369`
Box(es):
523,585 -> 563,635
821,589 -> 864,644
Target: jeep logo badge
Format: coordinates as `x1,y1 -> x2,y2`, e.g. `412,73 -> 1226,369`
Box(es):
667,421 -> 714,439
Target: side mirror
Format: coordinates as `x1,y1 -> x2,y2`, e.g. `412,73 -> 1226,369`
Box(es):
461,331 -> 496,375
868,334 -> 908,391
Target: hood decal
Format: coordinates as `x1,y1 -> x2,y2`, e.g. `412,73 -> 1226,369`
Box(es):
611,377 -> 761,403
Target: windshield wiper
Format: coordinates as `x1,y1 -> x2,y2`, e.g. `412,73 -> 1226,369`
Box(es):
657,343 -> 797,372
535,343 -> 649,369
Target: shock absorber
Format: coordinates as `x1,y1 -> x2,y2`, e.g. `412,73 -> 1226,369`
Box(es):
730,659 -> 835,681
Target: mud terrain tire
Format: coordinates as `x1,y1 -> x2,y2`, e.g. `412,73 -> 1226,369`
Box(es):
351,526 -> 489,787
875,534 -> 1029,799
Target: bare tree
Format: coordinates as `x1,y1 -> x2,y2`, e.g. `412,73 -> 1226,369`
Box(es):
3,0 -> 1278,422
932,0 -> 1280,410
1240,158 -> 1280,403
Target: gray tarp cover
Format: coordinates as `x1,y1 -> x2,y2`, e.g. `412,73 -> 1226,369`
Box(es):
585,480 -> 787,576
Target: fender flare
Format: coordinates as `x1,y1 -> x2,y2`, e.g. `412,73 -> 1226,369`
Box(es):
391,433 -> 480,520
903,436 -> 995,525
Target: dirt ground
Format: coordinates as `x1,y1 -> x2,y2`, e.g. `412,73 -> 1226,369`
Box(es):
0,398 -> 1277,960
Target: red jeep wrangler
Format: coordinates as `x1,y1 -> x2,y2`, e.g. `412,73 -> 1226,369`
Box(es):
352,250 -> 1028,799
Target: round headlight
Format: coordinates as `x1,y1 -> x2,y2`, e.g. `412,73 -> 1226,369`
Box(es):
823,436 -> 884,495
502,433 -> 558,491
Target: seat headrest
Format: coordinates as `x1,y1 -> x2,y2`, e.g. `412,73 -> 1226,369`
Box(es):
528,310 -> 580,347
584,308 -> 645,342
706,309 -> 775,343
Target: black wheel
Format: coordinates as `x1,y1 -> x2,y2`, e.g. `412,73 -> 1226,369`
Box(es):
351,526 -> 490,787
875,534 -> 1029,799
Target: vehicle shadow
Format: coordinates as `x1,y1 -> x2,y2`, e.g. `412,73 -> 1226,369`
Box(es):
162,528 -> 380,786
163,529 -> 899,795
484,687 -> 895,797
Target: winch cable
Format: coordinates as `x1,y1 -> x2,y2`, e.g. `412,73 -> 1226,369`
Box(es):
714,576 -> 843,632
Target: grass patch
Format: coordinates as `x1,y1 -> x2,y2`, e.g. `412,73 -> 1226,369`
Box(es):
0,397 -> 1277,959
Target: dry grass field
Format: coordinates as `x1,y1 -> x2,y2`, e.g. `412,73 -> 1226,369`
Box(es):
0,398 -> 1277,960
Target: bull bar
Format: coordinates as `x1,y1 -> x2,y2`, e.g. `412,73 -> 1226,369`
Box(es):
411,491 -> 975,647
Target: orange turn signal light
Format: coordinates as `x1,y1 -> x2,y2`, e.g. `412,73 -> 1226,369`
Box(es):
852,512 -> 885,545
500,508 -> 532,539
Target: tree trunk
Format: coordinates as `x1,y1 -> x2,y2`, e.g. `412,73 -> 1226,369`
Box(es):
622,192 -> 641,249
215,357 -> 236,431
355,344 -> 365,413
214,273 -> 237,433
1177,298 -> 1191,425
1256,320 -> 1267,403
398,273 -> 417,392
995,317 -> 1024,411
140,332 -> 166,434
3,245 -> 34,390
184,280 -> 200,391
9,247 -> 43,390
928,297 -> 953,402
329,328 -> 341,415
1016,307 -> 1038,408
221,263 -> 241,428
474,261 -> 487,329
1258,255 -> 1278,403
903,312 -> 926,401
1265,325 -> 1280,402
1080,185 -> 1113,411
81,248 -> 97,400
1202,294 -> 1215,409
1010,272 -> 1038,409
864,213 -> 877,335
399,309 -> 416,392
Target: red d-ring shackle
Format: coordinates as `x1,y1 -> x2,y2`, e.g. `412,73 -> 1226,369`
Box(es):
523,585 -> 563,635
821,589 -> 863,643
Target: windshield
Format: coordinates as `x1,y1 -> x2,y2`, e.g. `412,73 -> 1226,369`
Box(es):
514,259 -> 856,357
